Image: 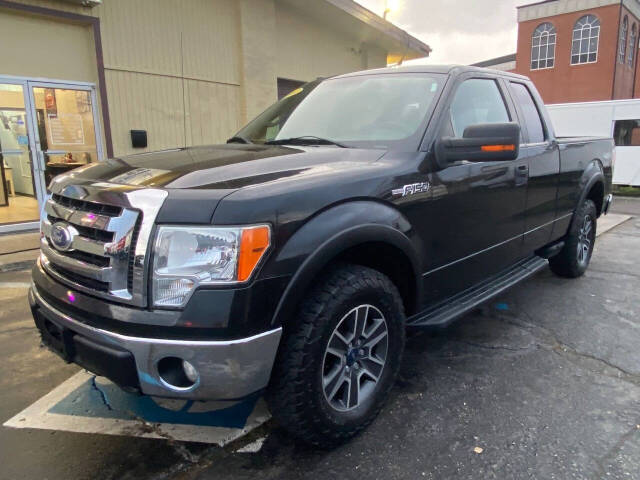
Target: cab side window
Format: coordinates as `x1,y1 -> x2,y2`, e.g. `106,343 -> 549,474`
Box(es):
449,79 -> 510,137
510,82 -> 545,144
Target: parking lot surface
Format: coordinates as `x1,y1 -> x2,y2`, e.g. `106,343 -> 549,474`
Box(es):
1,200 -> 639,480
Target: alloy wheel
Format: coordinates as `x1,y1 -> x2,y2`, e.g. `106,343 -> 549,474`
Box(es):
321,304 -> 389,412
577,213 -> 594,266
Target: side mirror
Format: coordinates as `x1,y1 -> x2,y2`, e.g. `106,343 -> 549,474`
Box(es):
435,122 -> 520,166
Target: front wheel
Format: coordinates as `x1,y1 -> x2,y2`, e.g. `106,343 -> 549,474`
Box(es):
549,199 -> 597,278
266,264 -> 406,448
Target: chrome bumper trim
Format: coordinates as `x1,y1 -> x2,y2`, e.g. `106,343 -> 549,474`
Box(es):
603,193 -> 613,215
29,286 -> 282,400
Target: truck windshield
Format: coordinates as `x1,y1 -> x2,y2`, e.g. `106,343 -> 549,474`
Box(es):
233,73 -> 445,149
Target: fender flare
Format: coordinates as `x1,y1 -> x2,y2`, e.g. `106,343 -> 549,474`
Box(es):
267,201 -> 423,327
576,160 -> 605,216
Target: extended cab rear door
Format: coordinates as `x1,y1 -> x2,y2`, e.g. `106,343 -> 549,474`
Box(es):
505,80 -> 560,252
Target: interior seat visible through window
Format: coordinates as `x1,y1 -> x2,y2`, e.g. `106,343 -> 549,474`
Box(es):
449,78 -> 510,137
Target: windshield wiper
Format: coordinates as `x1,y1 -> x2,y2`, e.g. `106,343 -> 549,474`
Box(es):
265,136 -> 348,148
226,135 -> 253,144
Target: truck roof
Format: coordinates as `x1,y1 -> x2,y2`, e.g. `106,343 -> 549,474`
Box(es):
334,64 -> 530,81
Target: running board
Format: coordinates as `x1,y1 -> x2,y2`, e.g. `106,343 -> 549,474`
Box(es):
407,256 -> 548,328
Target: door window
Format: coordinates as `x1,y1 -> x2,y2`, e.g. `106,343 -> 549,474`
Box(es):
449,79 -> 510,137
31,87 -> 99,188
510,83 -> 545,144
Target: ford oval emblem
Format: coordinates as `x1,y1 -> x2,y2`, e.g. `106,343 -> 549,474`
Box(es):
50,222 -> 76,252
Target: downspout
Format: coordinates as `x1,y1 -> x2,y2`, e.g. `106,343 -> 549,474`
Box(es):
612,1 -> 623,99
632,19 -> 640,97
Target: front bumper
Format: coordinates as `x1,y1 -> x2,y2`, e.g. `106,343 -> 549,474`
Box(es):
29,285 -> 282,400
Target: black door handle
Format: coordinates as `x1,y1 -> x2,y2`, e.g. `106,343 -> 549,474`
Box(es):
516,165 -> 528,172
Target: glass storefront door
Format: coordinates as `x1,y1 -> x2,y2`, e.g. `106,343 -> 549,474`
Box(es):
31,87 -> 100,188
0,77 -> 103,232
0,83 -> 38,226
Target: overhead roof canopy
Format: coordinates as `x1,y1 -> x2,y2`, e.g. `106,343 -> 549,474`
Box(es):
279,0 -> 431,62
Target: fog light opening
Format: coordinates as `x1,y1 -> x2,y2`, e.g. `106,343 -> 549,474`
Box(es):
157,356 -> 198,389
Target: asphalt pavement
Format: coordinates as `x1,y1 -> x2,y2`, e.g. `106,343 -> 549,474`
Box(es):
1,199 -> 639,480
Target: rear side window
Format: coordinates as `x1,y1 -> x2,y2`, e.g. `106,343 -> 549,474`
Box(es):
449,79 -> 510,137
614,119 -> 640,146
510,82 -> 545,144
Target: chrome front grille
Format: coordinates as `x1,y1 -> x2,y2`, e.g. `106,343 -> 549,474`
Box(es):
40,179 -> 168,307
41,195 -> 140,303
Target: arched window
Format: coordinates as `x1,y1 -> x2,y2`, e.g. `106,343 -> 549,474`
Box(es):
619,16 -> 628,64
531,22 -> 557,70
571,14 -> 600,65
628,24 -> 637,66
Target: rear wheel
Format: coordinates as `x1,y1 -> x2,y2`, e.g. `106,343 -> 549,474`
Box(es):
266,264 -> 405,447
549,199 -> 597,278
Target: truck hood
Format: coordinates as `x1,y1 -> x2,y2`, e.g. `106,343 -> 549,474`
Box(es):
54,144 -> 387,223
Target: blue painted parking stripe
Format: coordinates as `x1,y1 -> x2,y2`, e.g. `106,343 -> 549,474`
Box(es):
4,371 -> 271,445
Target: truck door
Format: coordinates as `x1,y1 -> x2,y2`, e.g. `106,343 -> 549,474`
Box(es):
507,81 -> 560,252
418,75 -> 528,305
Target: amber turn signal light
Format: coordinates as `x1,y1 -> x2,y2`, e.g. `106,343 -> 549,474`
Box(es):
237,226 -> 271,282
481,144 -> 516,152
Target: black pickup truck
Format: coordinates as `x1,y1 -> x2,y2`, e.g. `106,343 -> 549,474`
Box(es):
30,65 -> 613,446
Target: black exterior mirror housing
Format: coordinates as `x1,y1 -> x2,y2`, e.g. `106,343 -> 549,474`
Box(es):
435,122 -> 521,166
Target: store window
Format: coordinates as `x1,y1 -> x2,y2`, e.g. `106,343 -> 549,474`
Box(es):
614,119 -> 640,146
0,83 -> 38,225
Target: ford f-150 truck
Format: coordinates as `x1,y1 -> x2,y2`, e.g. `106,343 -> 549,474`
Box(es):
30,65 -> 613,447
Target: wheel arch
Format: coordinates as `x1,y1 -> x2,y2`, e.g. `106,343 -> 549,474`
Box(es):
577,160 -> 606,217
269,201 -> 423,329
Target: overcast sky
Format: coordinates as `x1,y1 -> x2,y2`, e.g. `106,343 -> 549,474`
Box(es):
355,0 -> 529,65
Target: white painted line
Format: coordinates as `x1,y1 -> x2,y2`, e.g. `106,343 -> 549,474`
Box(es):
3,371 -> 271,445
235,436 -> 267,453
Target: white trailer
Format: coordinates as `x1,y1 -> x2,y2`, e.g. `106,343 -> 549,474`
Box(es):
547,99 -> 640,186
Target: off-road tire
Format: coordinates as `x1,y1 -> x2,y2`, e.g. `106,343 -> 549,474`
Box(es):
266,264 -> 406,448
549,199 -> 597,278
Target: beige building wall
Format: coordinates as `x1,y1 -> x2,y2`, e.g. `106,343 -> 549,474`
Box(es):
1,0 -> 393,158
275,2 -> 371,82
2,0 -> 243,156
0,10 -> 97,83
237,0 -> 279,123
96,0 -> 243,155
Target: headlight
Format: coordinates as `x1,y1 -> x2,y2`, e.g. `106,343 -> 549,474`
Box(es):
152,225 -> 270,307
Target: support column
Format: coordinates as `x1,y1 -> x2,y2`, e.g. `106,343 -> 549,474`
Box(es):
238,0 -> 278,123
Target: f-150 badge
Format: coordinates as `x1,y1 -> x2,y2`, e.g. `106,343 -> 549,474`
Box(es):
392,182 -> 431,197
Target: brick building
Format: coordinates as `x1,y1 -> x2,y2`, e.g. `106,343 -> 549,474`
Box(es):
476,0 -> 640,104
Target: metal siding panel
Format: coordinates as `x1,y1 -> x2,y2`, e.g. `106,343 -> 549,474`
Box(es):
185,79 -> 242,146
105,70 -> 184,156
99,0 -> 182,77
180,0 -> 241,85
